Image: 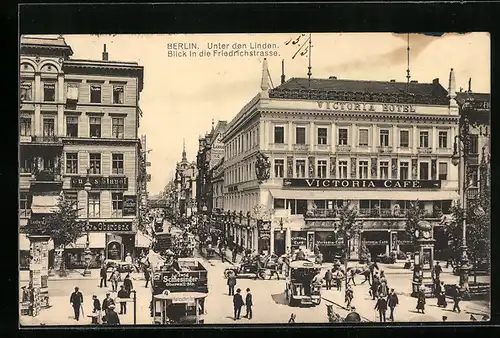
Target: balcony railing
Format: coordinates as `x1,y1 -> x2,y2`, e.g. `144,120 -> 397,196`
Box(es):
31,168 -> 62,182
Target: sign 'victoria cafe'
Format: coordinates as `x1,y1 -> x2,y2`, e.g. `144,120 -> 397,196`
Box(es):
283,179 -> 442,189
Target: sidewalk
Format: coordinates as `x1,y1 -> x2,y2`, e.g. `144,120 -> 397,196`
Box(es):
20,269 -> 144,283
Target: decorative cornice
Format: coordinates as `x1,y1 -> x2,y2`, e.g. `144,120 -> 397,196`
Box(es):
62,137 -> 140,146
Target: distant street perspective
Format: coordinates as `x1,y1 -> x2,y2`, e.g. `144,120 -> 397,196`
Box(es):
19,33 -> 490,326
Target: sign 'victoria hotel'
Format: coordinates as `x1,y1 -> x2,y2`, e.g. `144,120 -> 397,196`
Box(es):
221,58 -> 461,261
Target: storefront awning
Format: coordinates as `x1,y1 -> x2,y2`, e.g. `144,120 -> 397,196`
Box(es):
269,189 -> 459,201
31,194 -> 59,214
135,231 -> 152,248
66,233 -> 106,249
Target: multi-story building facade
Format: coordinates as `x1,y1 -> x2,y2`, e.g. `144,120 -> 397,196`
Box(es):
221,59 -> 460,260
174,142 -> 197,217
19,36 -> 144,268
211,157 -> 225,211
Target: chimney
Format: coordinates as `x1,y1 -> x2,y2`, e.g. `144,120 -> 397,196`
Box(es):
102,44 -> 109,61
281,59 -> 286,84
468,77 -> 472,92
432,78 -> 439,85
390,79 -> 396,82
260,58 -> 269,99
329,76 -> 338,80
448,68 -> 456,99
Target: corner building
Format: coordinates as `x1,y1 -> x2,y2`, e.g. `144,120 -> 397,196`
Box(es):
19,36 -> 144,268
221,59 -> 460,261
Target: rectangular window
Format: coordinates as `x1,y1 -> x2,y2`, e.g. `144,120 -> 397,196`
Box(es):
111,192 -> 124,217
112,117 -> 125,139
66,116 -> 78,137
20,117 -> 32,136
19,193 -> 30,217
20,81 -> 33,101
400,162 -> 409,180
438,131 -> 448,148
380,129 -> 390,147
20,153 -> 32,173
468,165 -> 479,186
359,129 -> 369,146
338,128 -> 348,145
112,154 -> 124,175
42,118 -> 55,137
439,162 -> 448,180
43,82 -> 56,102
90,84 -> 102,103
113,86 -> 124,104
64,191 -> 78,211
89,153 -> 101,174
380,161 -> 389,179
296,160 -> 306,178
295,127 -> 306,144
88,192 -> 100,218
419,131 -> 429,148
66,153 -> 78,174
317,128 -> 328,145
419,162 -> 429,180
89,117 -> 101,137
470,135 -> 479,154
359,160 -> 369,179
274,159 -> 284,178
274,126 -> 284,144
317,160 -> 327,178
66,83 -> 79,101
274,199 -> 285,209
400,130 -> 409,148
339,160 -> 348,179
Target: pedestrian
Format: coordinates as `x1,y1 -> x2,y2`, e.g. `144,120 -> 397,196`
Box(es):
233,288 -> 244,320
370,273 -> 380,300
103,304 -> 120,325
374,295 -> 388,322
345,284 -> 354,310
416,288 -> 426,314
335,270 -> 343,291
227,271 -> 237,296
102,292 -> 115,317
377,279 -> 388,298
244,288 -> 253,319
387,288 -> 399,322
434,262 -> 443,280
100,264 -> 108,288
123,273 -> 133,295
288,313 -> 296,323
144,266 -> 151,288
117,285 -> 128,315
324,269 -> 333,290
369,260 -> 379,283
91,295 -> 102,325
69,286 -> 84,321
452,284 -> 462,313
437,282 -> 447,308
361,267 -> 371,285
347,269 -> 357,286
125,253 -> 132,264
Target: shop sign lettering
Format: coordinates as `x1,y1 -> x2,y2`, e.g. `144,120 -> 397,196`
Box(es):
317,101 -> 416,113
364,240 -> 389,245
70,176 -> 128,190
86,222 -> 133,232
283,179 -> 441,189
123,196 -> 137,216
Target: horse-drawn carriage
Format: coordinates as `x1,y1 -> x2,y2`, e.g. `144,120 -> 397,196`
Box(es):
223,253 -> 281,280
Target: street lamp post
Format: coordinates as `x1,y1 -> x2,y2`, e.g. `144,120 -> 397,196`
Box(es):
451,108 -> 472,292
83,168 -> 92,277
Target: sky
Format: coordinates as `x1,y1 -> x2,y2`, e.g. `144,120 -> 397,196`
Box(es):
54,33 -> 490,194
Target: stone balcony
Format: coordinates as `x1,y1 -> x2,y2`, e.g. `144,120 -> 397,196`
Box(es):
377,146 -> 393,153
336,144 -> 352,153
417,147 -> 433,154
292,144 -> 310,151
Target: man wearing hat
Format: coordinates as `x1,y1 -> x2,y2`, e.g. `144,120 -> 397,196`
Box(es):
117,285 -> 129,315
103,303 -> 120,325
232,288 -> 244,320
243,288 -> 253,319
69,286 -> 84,321
102,292 -> 115,317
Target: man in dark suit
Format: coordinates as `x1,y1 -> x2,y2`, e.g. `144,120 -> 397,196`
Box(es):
69,286 -> 84,321
227,272 -> 237,296
103,304 -> 120,325
233,288 -> 244,320
324,269 -> 333,290
243,288 -> 253,319
100,265 -> 108,288
374,295 -> 388,322
117,285 -> 129,315
387,288 -> 399,322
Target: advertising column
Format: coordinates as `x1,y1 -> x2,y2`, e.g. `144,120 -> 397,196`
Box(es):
28,235 -> 51,315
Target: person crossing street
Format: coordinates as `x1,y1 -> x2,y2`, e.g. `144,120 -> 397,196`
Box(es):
244,288 -> 253,319
69,286 -> 84,321
100,265 -> 108,288
233,288 -> 244,320
387,288 -> 399,322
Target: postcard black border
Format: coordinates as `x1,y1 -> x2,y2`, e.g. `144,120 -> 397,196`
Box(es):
6,1 -> 499,337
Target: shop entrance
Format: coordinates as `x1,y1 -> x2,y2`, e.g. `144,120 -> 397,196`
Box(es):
368,245 -> 387,262
274,231 -> 286,256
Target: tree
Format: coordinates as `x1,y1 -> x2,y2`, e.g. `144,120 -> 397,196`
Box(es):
405,200 -> 426,246
28,195 -> 85,276
359,240 -> 371,264
334,201 -> 360,272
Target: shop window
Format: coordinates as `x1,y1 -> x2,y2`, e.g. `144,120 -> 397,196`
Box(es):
439,162 -> 448,180
112,117 -> 125,139
380,200 -> 391,216
317,128 -> 328,145
314,200 -> 326,209
66,153 -> 78,174
113,85 -> 124,104
419,162 -> 429,180
20,117 -> 32,136
90,84 -> 102,103
88,192 -> 100,218
274,126 -> 284,144
43,118 -> 55,137
399,130 -> 409,148
338,128 -> 348,145
359,200 -> 370,215
66,116 -> 78,137
295,127 -> 306,144
89,153 -> 101,174
112,153 -> 124,175
359,129 -> 369,147
20,81 -> 33,101
112,192 -> 123,217
274,198 -> 285,209
43,82 -> 56,102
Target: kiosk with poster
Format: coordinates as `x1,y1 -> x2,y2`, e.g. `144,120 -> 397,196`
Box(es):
107,241 -> 123,261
